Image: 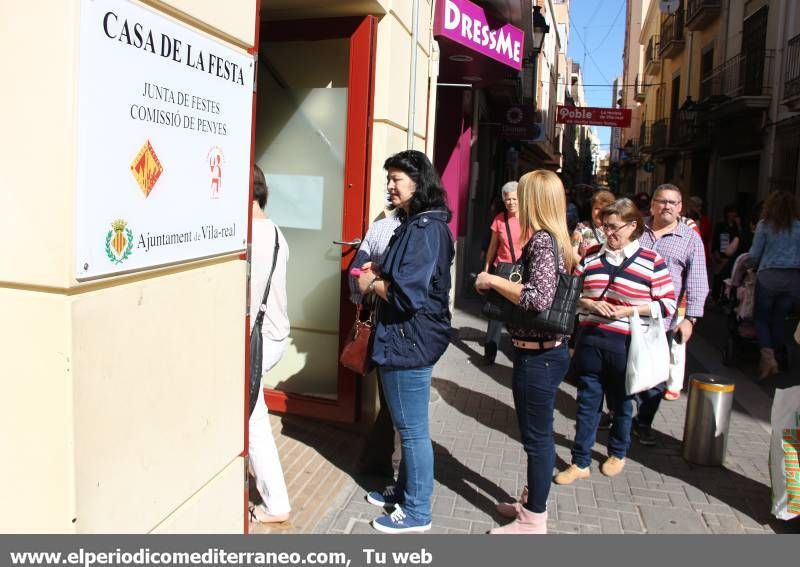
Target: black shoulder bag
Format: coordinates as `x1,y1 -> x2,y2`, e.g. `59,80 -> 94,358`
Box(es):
249,226 -> 280,417
482,214 -> 524,319
483,233 -> 584,336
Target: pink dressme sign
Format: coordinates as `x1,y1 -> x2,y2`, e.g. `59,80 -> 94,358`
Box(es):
434,0 -> 524,71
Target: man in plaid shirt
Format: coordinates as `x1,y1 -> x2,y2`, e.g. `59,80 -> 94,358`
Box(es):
349,213 -> 401,477
633,184 -> 709,446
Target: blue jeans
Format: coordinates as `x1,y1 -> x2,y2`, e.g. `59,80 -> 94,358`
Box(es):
571,343 -> 634,468
512,343 -> 570,513
754,270 -> 800,350
380,365 -> 434,523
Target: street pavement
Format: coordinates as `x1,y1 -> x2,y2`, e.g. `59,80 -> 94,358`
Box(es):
311,300 -> 799,535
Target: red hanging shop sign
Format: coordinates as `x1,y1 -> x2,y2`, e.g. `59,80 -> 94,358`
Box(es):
556,106 -> 632,128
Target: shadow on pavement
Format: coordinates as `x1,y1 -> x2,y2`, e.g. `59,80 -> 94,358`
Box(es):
432,377 -> 604,474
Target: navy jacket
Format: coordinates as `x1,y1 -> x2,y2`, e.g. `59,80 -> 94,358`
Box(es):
372,209 -> 454,369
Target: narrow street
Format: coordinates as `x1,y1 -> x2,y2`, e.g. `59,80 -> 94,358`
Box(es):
255,300 -> 799,535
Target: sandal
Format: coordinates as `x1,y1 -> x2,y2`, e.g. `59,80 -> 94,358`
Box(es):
663,390 -> 681,401
249,505 -> 290,524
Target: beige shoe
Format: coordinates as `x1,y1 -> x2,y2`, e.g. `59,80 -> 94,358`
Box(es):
553,464 -> 590,485
759,348 -> 779,379
600,456 -> 625,477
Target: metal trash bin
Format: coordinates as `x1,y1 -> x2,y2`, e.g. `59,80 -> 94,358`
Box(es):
682,374 -> 736,466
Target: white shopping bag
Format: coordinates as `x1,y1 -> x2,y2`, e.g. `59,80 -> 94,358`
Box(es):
625,309 -> 670,395
769,385 -> 800,521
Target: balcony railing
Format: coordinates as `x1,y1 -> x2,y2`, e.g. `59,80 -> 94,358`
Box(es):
652,118 -> 669,150
639,121 -> 653,151
700,50 -> 776,102
660,9 -> 685,59
785,34 -> 800,101
645,36 -> 661,76
686,0 -> 721,31
670,111 -> 711,147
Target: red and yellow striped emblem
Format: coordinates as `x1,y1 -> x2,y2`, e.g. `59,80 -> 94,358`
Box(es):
130,140 -> 163,197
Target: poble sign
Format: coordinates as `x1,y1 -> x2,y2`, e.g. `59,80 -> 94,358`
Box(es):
556,106 -> 632,128
433,0 -> 524,70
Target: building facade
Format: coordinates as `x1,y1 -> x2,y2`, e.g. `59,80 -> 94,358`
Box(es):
623,0 -> 800,224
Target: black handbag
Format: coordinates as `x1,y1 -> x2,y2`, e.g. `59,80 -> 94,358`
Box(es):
249,226 -> 280,417
482,232 -> 584,336
483,213 -> 523,317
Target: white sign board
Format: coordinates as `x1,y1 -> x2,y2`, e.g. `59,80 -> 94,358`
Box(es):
75,0 -> 254,279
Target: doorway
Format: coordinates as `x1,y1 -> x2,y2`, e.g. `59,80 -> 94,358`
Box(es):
254,16 -> 377,422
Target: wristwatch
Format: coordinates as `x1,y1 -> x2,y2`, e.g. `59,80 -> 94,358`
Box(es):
685,316 -> 698,325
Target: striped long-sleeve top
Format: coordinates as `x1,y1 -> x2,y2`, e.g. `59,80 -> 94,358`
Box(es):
575,240 -> 677,337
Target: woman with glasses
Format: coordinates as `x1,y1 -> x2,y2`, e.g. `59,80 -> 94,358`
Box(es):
482,181 -> 522,364
554,198 -> 676,484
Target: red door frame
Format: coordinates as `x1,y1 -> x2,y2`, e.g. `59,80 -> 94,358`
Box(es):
254,16 -> 378,423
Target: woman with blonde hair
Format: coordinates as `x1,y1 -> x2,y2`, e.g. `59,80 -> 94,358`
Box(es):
475,170 -> 575,534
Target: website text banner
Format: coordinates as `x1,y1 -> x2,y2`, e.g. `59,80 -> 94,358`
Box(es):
75,0 -> 254,279
556,105 -> 632,128
0,536 -> 791,567
433,0 -> 524,70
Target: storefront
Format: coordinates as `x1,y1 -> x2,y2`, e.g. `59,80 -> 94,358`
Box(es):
432,0 -> 550,295
255,1 -> 437,423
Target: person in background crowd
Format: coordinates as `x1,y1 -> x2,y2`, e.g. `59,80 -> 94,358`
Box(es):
572,190 -> 616,262
248,165 -> 292,524
555,198 -> 676,484
685,195 -> 712,259
356,150 -> 454,534
632,186 -> 708,441
711,205 -> 746,300
747,191 -> 800,378
475,170 -> 575,535
349,213 -> 402,479
482,181 -> 522,365
564,184 -> 580,233
633,192 -> 651,216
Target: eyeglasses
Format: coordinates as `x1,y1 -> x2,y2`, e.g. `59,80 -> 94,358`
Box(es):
653,198 -> 681,207
601,222 -> 631,233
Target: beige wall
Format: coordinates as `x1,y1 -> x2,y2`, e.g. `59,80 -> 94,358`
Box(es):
0,0 -> 252,533
369,0 -> 434,220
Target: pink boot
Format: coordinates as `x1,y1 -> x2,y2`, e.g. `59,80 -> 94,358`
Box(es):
495,486 -> 528,519
489,507 -> 547,534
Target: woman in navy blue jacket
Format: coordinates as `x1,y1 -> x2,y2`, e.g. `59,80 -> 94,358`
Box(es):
356,150 -> 454,534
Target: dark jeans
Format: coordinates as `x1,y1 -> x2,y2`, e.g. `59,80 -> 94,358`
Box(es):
512,343 -> 570,513
571,343 -> 634,468
357,369 -> 395,473
754,269 -> 800,350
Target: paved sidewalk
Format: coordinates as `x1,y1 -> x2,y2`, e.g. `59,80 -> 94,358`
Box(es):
310,301 -> 796,535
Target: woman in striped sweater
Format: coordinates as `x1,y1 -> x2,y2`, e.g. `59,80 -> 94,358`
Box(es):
555,198 -> 676,484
